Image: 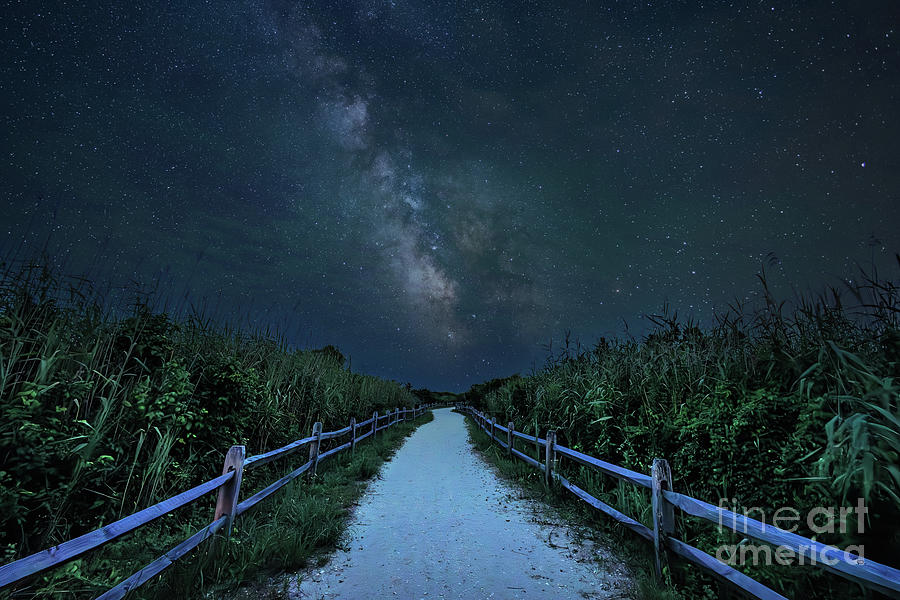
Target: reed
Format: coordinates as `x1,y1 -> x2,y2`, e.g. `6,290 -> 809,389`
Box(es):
464,260 -> 900,598
0,260 -> 417,597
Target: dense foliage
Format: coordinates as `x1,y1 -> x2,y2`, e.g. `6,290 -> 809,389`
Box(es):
0,262 -> 416,567
464,266 -> 900,598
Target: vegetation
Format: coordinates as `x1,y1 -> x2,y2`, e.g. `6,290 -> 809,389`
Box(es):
462,263 -> 900,599
0,261 -> 420,598
464,417 -> 676,600
410,387 -> 459,406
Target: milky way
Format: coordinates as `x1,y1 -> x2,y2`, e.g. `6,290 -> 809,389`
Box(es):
2,1 -> 899,390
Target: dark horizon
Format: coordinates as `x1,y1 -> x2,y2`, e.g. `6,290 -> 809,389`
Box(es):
3,1 -> 899,391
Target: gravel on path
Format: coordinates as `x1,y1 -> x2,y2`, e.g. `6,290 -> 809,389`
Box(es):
291,407 -> 634,599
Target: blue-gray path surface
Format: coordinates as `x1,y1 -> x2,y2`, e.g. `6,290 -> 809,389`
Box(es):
292,407 -> 633,599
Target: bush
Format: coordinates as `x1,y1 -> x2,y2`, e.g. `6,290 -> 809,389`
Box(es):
463,267 -> 900,599
0,262 -> 416,574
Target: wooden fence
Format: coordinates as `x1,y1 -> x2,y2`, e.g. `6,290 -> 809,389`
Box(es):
459,404 -> 900,600
0,404 -> 434,598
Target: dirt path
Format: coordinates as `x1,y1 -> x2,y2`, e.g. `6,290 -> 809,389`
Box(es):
290,407 -> 634,599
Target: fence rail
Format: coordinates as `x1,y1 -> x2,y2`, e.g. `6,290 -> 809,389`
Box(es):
0,404 -> 434,597
458,404 -> 900,600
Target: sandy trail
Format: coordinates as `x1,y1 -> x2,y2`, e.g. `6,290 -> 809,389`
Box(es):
292,407 -> 633,599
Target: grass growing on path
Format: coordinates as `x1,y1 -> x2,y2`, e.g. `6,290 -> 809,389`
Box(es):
145,411 -> 434,600
464,414 -> 700,600
0,260 -> 422,599
462,266 -> 900,599
6,412 -> 433,600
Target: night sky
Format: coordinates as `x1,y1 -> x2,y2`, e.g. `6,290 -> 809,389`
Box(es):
2,1 -> 898,391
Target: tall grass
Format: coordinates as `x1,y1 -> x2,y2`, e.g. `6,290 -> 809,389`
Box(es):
465,262 -> 900,599
0,260 -> 417,593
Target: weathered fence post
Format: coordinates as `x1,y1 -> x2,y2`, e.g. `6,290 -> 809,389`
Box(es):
308,422 -> 323,481
651,458 -> 675,582
507,422 -> 514,456
350,417 -> 357,455
544,431 -> 556,486
490,417 -> 496,441
214,445 -> 245,537
372,411 -> 378,439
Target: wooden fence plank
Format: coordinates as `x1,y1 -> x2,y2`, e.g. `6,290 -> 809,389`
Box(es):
663,490 -> 900,596
556,474 -> 652,541
308,422 -> 323,481
651,458 -> 674,582
235,460 -> 313,516
0,470 -> 233,588
243,435 -> 315,470
350,417 -> 357,454
214,445 -> 245,537
555,444 -> 653,489
544,431 -> 557,486
318,441 -> 352,462
95,517 -> 229,600
510,446 -> 543,470
510,429 -> 540,443
666,538 -> 788,600
507,422 -> 514,456
320,424 -> 352,441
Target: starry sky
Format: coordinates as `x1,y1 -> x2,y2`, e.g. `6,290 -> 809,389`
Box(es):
2,1 -> 899,391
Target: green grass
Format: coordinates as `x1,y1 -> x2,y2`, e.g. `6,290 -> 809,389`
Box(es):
140,412 -> 433,599
5,413 -> 432,600
0,260 -> 424,598
462,264 -> 900,599
463,416 -> 680,600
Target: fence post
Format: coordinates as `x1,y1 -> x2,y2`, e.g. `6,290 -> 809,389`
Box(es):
544,431 -> 556,486
214,445 -> 245,537
350,417 -> 357,455
308,422 -> 323,481
373,411 -> 378,439
490,417 -> 496,441
507,422 -> 514,456
651,458 -> 675,582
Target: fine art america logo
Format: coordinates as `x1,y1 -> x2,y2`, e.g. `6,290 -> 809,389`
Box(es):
715,498 -> 867,566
